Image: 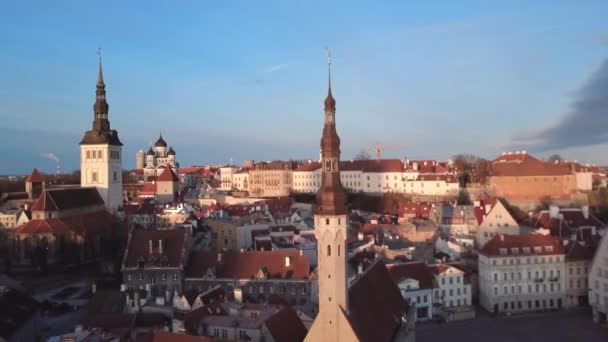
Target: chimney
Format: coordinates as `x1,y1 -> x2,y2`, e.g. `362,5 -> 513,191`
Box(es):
149,240 -> 153,254
159,240 -> 163,254
299,249 -> 303,256
500,234 -> 504,242
217,253 -> 222,263
357,263 -> 363,275
581,205 -> 589,219
358,232 -> 364,241
234,288 -> 243,303
285,256 -> 291,267
549,205 -> 560,219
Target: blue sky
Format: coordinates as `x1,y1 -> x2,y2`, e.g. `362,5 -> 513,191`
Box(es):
1,0 -> 607,174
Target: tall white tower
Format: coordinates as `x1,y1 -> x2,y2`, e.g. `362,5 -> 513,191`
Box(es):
306,52 -> 357,342
80,57 -> 123,212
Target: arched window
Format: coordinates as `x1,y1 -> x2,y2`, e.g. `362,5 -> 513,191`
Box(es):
327,245 -> 331,256
338,245 -> 341,256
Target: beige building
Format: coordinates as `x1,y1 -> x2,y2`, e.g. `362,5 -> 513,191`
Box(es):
206,219 -> 239,251
479,234 -> 567,314
476,199 -> 521,248
248,162 -> 296,198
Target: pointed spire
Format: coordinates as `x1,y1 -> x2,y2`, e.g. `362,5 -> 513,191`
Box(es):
324,48 -> 336,112
97,47 -> 105,86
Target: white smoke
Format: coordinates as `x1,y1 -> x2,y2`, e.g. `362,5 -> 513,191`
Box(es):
41,153 -> 60,163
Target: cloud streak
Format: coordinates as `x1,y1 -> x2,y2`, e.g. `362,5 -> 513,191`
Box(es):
511,58 -> 608,152
262,63 -> 288,73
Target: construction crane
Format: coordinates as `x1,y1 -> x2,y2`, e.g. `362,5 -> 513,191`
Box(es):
367,143 -> 406,160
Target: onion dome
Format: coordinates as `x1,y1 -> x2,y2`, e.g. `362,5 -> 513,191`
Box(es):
155,134 -> 167,147
167,146 -> 176,156
146,147 -> 154,156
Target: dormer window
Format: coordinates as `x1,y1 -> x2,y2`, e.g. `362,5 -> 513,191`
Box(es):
522,247 -> 531,254
511,248 -> 519,255
499,248 -> 507,256
544,246 -> 553,253
533,246 -> 542,254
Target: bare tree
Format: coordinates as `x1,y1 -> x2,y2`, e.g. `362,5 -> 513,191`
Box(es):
354,150 -> 371,160
547,154 -> 563,162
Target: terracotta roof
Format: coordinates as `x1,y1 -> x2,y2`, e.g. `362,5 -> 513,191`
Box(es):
265,306 -> 307,342
294,162 -> 321,172
491,153 -> 575,177
348,260 -> 408,342
158,167 -> 178,182
123,229 -> 188,268
341,159 -> 404,173
480,234 -> 564,257
387,262 -> 435,289
15,210 -> 113,236
25,168 -> 44,183
185,250 -> 309,280
178,167 -> 205,175
31,187 -> 104,212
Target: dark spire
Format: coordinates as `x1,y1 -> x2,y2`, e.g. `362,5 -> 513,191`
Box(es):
324,49 -> 336,112
93,49 -> 110,131
81,50 -> 122,146
315,49 -> 346,216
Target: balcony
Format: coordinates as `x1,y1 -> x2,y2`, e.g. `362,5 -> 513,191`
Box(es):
534,278 -> 544,283
549,277 -> 559,282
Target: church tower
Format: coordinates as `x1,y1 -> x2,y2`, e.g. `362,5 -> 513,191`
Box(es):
306,51 -> 357,342
80,55 -> 123,212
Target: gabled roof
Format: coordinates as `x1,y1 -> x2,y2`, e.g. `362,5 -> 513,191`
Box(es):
565,241 -> 596,261
25,168 -> 44,183
31,187 -> 104,212
265,306 -> 307,342
123,229 -> 188,268
348,260 -> 408,342
157,167 -> 178,182
185,250 -> 309,280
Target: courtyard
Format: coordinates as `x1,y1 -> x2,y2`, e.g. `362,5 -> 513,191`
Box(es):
417,308 -> 608,342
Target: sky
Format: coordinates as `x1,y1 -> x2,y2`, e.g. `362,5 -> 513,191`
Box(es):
1,0 -> 607,174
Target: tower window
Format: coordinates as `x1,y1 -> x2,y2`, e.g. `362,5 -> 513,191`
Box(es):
86,151 -> 90,159
98,150 -> 102,159
92,171 -> 98,183
338,245 -> 341,256
327,245 -> 331,257
326,218 -> 330,225
92,150 -> 96,159
113,172 -> 117,182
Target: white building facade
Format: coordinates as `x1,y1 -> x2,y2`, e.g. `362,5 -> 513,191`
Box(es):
589,233 -> 608,325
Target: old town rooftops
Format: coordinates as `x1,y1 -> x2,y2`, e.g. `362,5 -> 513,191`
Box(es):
184,250 -> 310,280
480,234 -> 565,257
31,187 -> 105,212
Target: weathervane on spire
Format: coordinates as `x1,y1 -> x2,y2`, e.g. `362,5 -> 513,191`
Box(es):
327,47 -> 331,65
97,47 -> 102,63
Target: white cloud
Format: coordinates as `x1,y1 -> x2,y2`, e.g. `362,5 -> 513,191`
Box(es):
262,63 -> 288,73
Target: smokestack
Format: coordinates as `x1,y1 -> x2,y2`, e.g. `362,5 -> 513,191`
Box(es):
581,205 -> 589,219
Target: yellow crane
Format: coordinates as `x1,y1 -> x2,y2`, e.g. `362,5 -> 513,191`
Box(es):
367,143 -> 406,160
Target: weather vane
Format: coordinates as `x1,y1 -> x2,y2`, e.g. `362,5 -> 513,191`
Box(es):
326,47 -> 331,65
97,47 -> 102,62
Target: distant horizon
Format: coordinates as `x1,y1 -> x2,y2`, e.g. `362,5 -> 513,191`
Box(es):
2,1 -> 608,174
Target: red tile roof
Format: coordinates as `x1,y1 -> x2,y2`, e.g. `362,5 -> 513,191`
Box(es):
123,229 -> 188,268
139,182 -> 158,195
265,306 -> 307,342
185,250 -> 310,280
158,167 -> 179,182
178,167 -> 206,175
387,262 -> 435,289
31,188 -> 104,212
25,168 -> 44,183
294,162 -> 321,172
15,211 -> 113,236
348,260 -> 408,342
480,234 -> 564,257
491,153 -> 576,177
